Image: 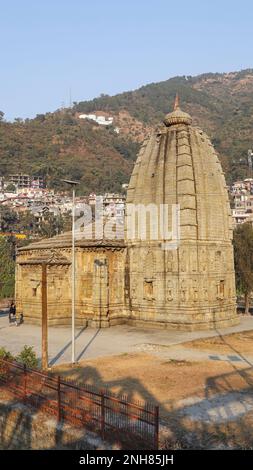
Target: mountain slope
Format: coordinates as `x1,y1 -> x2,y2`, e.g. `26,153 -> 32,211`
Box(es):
74,69 -> 253,182
1,69 -> 253,193
0,112 -> 137,193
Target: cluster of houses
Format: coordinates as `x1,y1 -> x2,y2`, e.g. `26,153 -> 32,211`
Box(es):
0,173 -> 126,236
230,178 -> 253,225
2,172 -> 253,234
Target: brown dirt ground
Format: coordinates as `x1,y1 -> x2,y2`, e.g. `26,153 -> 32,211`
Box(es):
52,352 -> 253,412
53,350 -> 253,448
3,328 -> 253,449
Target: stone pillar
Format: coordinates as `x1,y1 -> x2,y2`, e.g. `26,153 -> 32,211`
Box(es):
91,258 -> 109,327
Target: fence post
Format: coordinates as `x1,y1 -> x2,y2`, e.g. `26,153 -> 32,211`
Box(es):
23,364 -> 27,401
154,406 -> 159,450
57,376 -> 61,423
101,390 -> 105,439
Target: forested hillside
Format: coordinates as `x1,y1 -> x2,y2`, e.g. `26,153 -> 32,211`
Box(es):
1,69 -> 253,193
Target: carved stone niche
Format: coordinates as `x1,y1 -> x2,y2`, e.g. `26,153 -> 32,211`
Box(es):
143,279 -> 155,301
179,249 -> 187,272
131,278 -> 138,299
112,274 -> 123,301
216,279 -> 225,300
83,274 -> 93,299
180,279 -> 187,302
191,247 -> 198,272
30,279 -> 40,298
166,280 -> 173,301
215,250 -> 222,272
192,279 -> 198,302
94,258 -> 107,276
204,286 -> 209,301
200,247 -> 207,272
131,251 -> 138,271
167,251 -> 173,272
144,250 -> 155,276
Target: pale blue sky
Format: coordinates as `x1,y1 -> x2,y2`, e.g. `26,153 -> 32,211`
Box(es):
1,0 -> 252,120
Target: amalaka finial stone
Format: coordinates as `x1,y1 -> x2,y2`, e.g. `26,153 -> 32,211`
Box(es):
163,95 -> 192,127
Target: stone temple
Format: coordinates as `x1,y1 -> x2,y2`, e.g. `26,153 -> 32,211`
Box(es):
16,98 -> 239,330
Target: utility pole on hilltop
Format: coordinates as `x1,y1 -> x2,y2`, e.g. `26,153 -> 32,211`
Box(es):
69,88 -> 72,108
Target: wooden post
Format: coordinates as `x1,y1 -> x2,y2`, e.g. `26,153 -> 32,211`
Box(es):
41,263 -> 48,370
57,375 -> 61,423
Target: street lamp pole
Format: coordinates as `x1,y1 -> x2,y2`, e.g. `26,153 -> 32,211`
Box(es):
71,185 -> 75,364
62,179 -> 80,364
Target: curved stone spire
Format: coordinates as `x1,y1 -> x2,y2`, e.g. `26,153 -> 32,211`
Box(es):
163,95 -> 192,127
126,98 -> 238,330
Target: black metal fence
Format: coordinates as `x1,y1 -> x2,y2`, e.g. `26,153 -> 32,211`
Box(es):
0,358 -> 159,449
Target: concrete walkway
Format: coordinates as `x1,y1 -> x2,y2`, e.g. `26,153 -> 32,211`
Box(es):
0,311 -> 252,366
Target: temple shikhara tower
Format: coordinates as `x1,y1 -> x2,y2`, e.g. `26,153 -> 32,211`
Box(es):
126,96 -> 238,329
16,98 -> 239,330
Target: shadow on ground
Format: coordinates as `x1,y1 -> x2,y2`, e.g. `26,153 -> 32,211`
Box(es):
2,327 -> 253,449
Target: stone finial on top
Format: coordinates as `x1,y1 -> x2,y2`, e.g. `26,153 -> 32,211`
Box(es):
163,94 -> 192,127
174,93 -> 180,111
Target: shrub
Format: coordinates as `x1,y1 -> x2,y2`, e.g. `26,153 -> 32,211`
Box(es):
0,346 -> 14,361
16,345 -> 39,369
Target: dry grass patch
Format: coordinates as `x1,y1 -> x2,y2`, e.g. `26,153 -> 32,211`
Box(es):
183,330 -> 253,355
52,352 -> 253,412
53,352 -> 253,448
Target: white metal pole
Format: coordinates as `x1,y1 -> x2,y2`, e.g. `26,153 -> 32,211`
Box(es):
71,186 -> 75,363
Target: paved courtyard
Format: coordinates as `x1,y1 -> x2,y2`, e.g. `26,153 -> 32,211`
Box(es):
0,311 -> 253,366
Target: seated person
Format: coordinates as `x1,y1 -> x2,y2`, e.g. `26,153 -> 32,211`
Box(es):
9,302 -> 16,323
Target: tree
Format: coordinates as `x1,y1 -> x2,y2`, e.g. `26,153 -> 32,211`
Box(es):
38,213 -> 70,238
5,183 -> 16,193
0,111 -> 4,121
17,211 -> 37,234
0,237 -> 15,298
233,223 -> 253,314
0,206 -> 19,232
